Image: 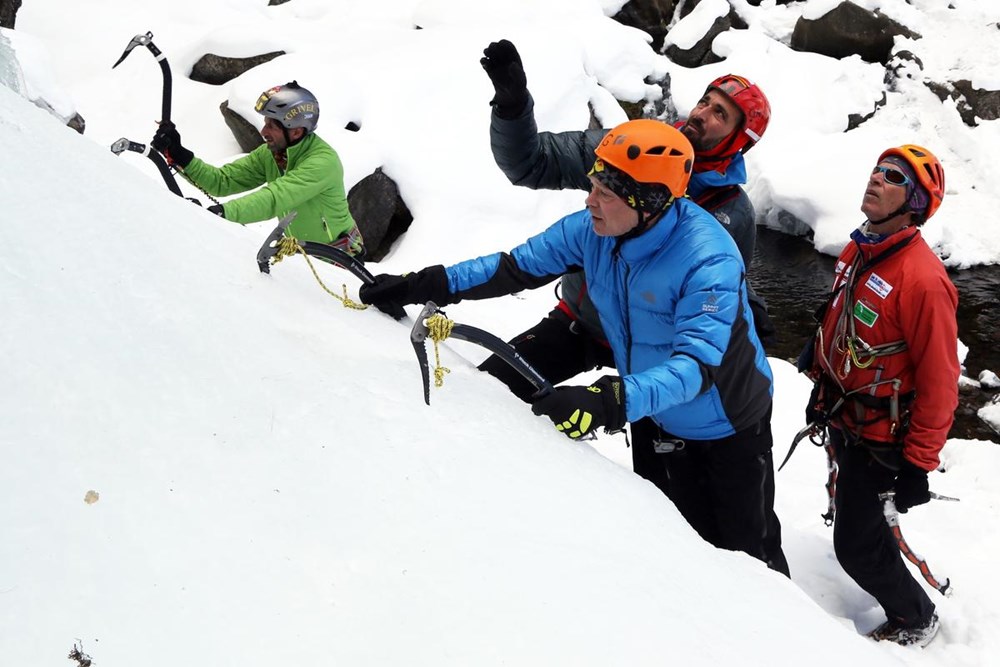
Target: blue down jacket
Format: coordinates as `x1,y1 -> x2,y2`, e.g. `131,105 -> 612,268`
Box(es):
444,198 -> 774,439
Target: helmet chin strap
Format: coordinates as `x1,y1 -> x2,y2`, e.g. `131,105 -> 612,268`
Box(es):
279,124 -> 308,148
866,203 -> 910,226
615,206 -> 670,246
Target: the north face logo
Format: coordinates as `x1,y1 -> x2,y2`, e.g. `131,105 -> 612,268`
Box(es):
702,294 -> 719,313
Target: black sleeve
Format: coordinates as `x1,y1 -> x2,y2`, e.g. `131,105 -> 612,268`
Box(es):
489,94 -> 608,192
454,253 -> 563,302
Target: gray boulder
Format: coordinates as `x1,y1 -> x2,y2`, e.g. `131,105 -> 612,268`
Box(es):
0,0 -> 21,29
190,51 -> 285,86
664,5 -> 746,67
791,1 -> 918,65
927,79 -> 1000,127
219,100 -> 265,153
347,168 -> 413,261
612,0 -> 678,54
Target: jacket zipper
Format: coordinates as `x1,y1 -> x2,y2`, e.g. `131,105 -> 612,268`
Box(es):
613,243 -> 633,374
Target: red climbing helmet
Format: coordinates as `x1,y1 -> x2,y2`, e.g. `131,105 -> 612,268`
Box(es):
706,74 -> 771,155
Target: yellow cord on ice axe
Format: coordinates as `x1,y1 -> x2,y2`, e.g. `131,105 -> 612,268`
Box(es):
425,313 -> 455,388
271,236 -> 368,310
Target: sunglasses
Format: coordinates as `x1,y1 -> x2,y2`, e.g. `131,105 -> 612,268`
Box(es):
872,165 -> 910,187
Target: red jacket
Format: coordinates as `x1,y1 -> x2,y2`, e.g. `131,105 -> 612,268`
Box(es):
814,226 -> 959,471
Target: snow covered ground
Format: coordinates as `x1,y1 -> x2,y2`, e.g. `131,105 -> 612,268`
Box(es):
2,1 -> 999,665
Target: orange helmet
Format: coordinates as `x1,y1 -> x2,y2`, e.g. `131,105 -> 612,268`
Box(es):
878,144 -> 945,221
590,119 -> 694,212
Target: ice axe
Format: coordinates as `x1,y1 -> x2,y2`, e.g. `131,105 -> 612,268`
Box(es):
879,491 -> 952,597
256,215 -> 374,283
112,31 -> 173,124
109,137 -> 186,198
409,301 -> 554,406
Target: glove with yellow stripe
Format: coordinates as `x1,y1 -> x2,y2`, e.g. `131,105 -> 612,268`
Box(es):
530,375 -> 626,439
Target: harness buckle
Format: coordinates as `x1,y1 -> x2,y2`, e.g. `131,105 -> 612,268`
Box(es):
653,438 -> 686,454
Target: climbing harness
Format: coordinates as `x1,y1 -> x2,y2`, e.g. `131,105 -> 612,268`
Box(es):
409,301 -> 554,405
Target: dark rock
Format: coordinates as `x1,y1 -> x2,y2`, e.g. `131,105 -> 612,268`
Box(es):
612,0 -> 678,54
884,49 -> 924,90
664,5 -> 747,67
790,1 -> 918,65
952,80 -> 1000,125
347,168 -> 413,261
219,100 -> 264,153
344,121 -> 361,132
190,51 -> 285,86
926,79 -> 1000,127
268,0 -> 291,5
846,91 -> 886,130
0,0 -> 21,29
67,112 -> 85,135
590,73 -> 677,129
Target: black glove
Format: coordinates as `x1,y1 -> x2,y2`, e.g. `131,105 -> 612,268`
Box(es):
207,204 -> 225,218
531,375 -> 627,439
151,121 -> 194,168
359,265 -> 451,320
893,460 -> 931,513
480,40 -> 529,119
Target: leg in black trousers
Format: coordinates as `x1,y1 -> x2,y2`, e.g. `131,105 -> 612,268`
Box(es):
631,410 -> 789,576
831,429 -> 935,627
478,310 -> 613,402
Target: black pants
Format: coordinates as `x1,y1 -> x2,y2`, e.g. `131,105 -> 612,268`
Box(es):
478,310 -> 614,402
830,429 -> 935,627
631,411 -> 790,577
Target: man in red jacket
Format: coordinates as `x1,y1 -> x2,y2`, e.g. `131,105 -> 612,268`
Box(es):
806,144 -> 958,647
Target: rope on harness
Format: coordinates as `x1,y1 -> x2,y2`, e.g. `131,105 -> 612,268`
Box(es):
425,313 -> 454,388
271,236 -> 368,310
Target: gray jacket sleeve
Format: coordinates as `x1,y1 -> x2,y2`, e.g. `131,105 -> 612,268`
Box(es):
706,187 -> 757,269
489,94 -> 608,192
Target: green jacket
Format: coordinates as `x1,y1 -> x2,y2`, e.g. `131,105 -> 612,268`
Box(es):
182,133 -> 358,247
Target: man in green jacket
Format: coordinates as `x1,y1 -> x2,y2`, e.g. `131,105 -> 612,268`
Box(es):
151,81 -> 364,256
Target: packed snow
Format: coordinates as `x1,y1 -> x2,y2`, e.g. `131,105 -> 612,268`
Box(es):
3,1 -> 999,665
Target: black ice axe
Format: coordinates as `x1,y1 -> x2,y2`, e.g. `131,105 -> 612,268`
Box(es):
109,137 -> 185,197
112,31 -> 173,123
409,301 -> 554,406
109,31 -> 188,198
256,215 -> 374,283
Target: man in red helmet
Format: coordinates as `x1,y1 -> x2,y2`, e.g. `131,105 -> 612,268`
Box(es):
804,144 -> 958,647
463,40 -> 788,576
475,40 -> 774,395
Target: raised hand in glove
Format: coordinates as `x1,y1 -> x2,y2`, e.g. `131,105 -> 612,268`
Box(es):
207,204 -> 225,218
151,121 -> 194,168
359,265 -> 451,320
531,375 -> 627,439
480,39 -> 529,119
893,459 -> 931,513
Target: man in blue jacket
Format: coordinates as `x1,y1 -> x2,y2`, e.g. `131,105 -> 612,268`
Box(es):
360,120 -> 788,575
477,40 -> 775,402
